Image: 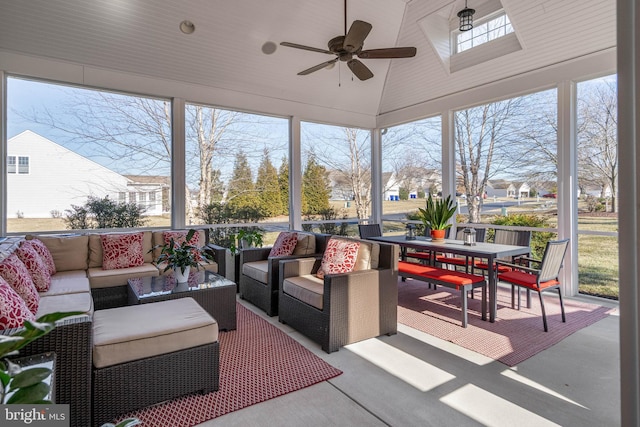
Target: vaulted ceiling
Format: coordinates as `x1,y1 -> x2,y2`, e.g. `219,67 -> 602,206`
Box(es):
0,0 -> 616,123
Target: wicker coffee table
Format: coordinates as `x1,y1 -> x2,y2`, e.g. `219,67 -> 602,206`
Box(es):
127,270 -> 236,330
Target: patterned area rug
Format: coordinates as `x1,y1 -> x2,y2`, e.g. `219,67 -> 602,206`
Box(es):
115,303 -> 342,426
398,278 -> 614,366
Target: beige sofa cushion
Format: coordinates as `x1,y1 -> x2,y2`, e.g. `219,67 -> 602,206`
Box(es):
87,263 -> 159,289
283,275 -> 324,309
31,235 -> 89,272
39,270 -> 90,296
36,292 -> 94,317
92,297 -> 218,368
89,231 -> 153,268
292,232 -> 316,256
242,260 -> 269,284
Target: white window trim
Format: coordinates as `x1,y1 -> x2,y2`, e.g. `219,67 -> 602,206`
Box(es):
452,11 -> 513,55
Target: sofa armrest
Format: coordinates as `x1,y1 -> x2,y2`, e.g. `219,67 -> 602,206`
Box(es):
204,243 -> 233,281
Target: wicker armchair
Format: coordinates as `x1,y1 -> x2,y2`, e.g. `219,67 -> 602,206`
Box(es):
278,237 -> 399,353
2,315 -> 93,427
239,232 -> 330,316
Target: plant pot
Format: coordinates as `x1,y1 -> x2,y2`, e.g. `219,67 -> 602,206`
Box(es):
430,229 -> 446,242
174,266 -> 191,283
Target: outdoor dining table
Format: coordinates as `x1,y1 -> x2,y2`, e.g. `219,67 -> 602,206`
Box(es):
367,234 -> 531,322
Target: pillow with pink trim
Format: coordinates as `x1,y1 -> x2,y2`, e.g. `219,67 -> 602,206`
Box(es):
28,238 -> 57,275
101,232 -> 145,270
316,238 -> 361,279
268,232 -> 298,257
163,231 -> 202,261
0,254 -> 40,314
16,242 -> 51,292
0,276 -> 36,331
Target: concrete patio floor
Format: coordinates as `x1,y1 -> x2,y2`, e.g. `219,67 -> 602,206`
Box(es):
199,294 -> 620,427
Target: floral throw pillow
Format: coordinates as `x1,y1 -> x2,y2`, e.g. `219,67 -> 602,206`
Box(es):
0,254 -> 40,314
29,238 -> 57,275
0,276 -> 36,330
101,232 -> 145,270
16,242 -> 51,292
316,238 -> 361,279
163,231 -> 202,261
268,232 -> 298,257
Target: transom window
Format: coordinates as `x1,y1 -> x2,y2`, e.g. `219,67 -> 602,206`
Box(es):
455,12 -> 513,53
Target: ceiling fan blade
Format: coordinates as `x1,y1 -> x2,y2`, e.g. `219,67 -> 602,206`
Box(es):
358,47 -> 417,59
298,58 -> 339,75
347,59 -> 374,81
343,20 -> 372,52
280,42 -> 334,55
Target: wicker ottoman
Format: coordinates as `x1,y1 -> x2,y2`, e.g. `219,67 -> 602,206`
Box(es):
91,297 -> 219,426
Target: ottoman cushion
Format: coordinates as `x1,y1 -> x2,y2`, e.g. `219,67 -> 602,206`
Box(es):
92,297 -> 218,368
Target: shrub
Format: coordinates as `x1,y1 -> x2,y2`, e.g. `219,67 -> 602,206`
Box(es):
490,214 -> 556,259
64,196 -> 147,229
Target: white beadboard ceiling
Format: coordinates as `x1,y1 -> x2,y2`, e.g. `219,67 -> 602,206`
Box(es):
0,0 -> 616,122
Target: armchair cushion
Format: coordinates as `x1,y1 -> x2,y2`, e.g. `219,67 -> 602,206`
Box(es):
269,232 -> 299,257
292,232 -> 316,256
241,260 -> 269,284
317,237 -> 361,279
354,240 -> 380,271
282,275 -> 324,309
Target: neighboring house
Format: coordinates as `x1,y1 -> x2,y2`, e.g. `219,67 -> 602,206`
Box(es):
327,170 -> 354,201
123,175 -> 170,214
7,130 -> 166,218
382,168 -> 441,201
486,179 -> 530,198
579,183 -> 613,199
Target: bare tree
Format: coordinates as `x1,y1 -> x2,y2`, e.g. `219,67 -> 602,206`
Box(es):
577,78 -> 618,212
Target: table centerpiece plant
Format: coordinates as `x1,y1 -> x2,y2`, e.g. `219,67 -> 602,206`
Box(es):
151,229 -> 211,282
417,194 -> 457,242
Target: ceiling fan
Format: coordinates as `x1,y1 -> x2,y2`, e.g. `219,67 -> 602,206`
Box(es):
280,0 -> 417,81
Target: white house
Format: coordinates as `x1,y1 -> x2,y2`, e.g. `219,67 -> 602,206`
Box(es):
7,131 -> 165,218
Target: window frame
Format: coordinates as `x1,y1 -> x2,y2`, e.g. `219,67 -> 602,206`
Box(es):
453,11 -> 513,54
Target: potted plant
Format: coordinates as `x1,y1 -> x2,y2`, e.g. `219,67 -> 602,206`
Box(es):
417,194 -> 457,242
152,229 -> 209,282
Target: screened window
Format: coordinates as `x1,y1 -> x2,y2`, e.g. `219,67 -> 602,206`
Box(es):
455,13 -> 513,53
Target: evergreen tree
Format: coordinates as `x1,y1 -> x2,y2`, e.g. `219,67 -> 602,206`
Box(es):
255,150 -> 283,218
226,151 -> 257,215
278,156 -> 289,216
302,155 -> 330,215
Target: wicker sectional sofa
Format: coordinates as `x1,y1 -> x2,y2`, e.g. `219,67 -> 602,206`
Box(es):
0,229 -> 231,427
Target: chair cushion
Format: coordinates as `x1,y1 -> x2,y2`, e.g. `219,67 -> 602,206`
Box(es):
283,275 -> 324,310
0,254 -> 40,314
87,264 -> 159,289
317,237 -> 361,279
29,238 -> 57,275
498,270 -> 560,290
16,241 -> 51,292
30,234 -> 89,272
292,232 -> 316,256
354,240 -> 380,271
40,270 -> 90,296
36,292 -> 94,318
101,232 -> 145,270
242,260 -> 269,284
269,232 -> 298,257
92,298 -> 218,368
0,277 -> 35,330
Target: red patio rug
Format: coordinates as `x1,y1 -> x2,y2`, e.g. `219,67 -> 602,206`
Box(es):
114,303 -> 342,426
397,278 -> 614,366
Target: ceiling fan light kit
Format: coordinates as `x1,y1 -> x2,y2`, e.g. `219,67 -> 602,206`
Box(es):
280,0 -> 416,81
458,1 -> 475,32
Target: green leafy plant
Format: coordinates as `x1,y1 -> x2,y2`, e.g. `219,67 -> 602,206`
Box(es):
0,312 -> 82,404
101,419 -> 141,427
417,194 -> 457,231
228,228 -> 264,255
151,229 -> 210,274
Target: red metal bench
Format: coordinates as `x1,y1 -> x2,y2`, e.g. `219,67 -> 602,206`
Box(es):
398,261 -> 487,327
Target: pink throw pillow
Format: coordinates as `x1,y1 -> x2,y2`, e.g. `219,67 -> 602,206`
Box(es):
101,232 -> 145,270
0,276 -> 36,330
16,242 -> 51,292
163,231 -> 202,261
0,254 -> 40,314
316,238 -> 360,279
268,232 -> 298,257
29,238 -> 57,275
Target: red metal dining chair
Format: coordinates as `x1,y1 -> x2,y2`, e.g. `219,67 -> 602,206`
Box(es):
495,239 -> 570,332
